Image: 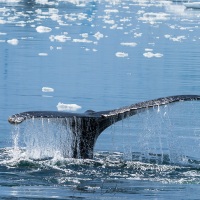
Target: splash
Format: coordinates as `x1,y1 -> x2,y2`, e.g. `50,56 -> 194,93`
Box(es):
11,118 -> 77,160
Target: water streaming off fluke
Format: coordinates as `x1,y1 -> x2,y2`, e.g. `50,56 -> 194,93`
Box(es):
10,101 -> 200,167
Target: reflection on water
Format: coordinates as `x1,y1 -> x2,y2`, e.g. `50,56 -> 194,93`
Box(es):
1,0 -> 200,199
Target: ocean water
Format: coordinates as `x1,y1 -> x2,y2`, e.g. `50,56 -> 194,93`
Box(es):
1,0 -> 200,199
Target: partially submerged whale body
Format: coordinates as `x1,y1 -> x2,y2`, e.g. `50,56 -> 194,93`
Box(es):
8,95 -> 200,159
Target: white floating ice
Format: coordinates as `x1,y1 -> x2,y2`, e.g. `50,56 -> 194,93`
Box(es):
120,42 -> 137,47
94,32 -> 104,40
72,38 -> 93,43
36,26 -> 52,33
164,34 -> 186,42
0,19 -> 6,24
7,39 -> 19,45
38,53 -> 48,56
143,52 -> 163,58
115,52 -> 128,58
138,12 -> 169,23
104,9 -> 119,14
49,35 -> 70,42
80,33 -> 88,38
42,87 -> 54,92
145,48 -> 153,51
35,0 -> 55,5
134,32 -> 142,38
0,32 -> 7,35
56,102 -> 82,111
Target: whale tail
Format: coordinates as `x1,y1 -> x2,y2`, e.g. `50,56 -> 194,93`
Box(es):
8,95 -> 200,159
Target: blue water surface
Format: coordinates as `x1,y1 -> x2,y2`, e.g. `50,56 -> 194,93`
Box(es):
1,0 -> 200,199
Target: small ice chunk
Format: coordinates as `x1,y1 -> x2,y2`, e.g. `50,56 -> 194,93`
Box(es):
42,95 -> 53,98
56,103 -> 81,111
171,36 -> 186,42
36,26 -> 52,33
49,8 -> 59,14
115,52 -> 128,58
104,9 -> 119,13
7,39 -> 19,45
143,52 -> 163,58
120,42 -> 137,47
50,14 -> 60,21
134,32 -> 142,38
164,34 -> 171,39
145,48 -> 153,51
164,34 -> 186,42
80,33 -> 88,38
94,32 -> 104,40
72,38 -> 93,43
38,53 -> 48,56
49,35 -> 69,42
42,87 -> 54,92
0,20 -> 6,24
104,19 -> 115,24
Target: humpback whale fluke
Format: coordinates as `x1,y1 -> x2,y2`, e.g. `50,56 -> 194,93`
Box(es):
8,95 -> 200,159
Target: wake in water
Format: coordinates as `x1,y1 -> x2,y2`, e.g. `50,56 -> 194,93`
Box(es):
0,147 -> 200,191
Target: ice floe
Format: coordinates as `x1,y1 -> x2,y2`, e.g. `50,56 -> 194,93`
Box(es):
145,48 -> 153,52
134,33 -> 142,38
56,102 -> 81,111
49,35 -> 70,42
42,87 -> 54,92
138,12 -> 170,24
0,19 -> 6,24
93,32 -> 104,40
35,0 -> 56,5
115,52 -> 128,57
0,0 -> 21,2
38,53 -> 48,56
164,34 -> 186,42
7,39 -> 19,45
0,32 -> 7,35
72,38 -> 93,43
143,52 -> 163,58
104,9 -> 119,14
120,42 -> 137,47
36,26 -> 52,33
80,33 -> 88,38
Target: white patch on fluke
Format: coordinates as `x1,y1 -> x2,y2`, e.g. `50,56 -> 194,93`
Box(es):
56,103 -> 81,111
42,87 -> 54,92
